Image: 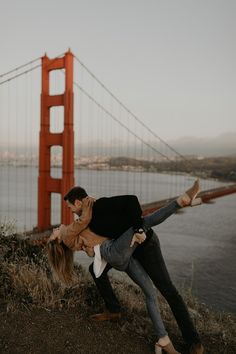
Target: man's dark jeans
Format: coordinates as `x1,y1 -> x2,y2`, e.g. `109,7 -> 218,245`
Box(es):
89,229 -> 201,346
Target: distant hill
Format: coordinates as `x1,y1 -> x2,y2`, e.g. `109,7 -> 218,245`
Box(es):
169,132 -> 236,157
1,131 -> 235,158
75,132 -> 236,158
76,131 -> 236,157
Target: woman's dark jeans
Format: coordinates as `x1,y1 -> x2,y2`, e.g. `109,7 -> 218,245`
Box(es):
134,232 -> 201,345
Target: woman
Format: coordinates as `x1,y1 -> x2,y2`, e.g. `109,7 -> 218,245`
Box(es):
47,180 -> 201,354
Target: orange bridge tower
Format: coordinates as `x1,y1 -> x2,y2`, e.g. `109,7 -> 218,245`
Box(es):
38,50 -> 74,231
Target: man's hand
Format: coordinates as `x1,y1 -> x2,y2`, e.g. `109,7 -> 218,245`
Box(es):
130,232 -> 146,247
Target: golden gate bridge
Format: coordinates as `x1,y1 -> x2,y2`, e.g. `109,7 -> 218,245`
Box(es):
0,50 -> 235,233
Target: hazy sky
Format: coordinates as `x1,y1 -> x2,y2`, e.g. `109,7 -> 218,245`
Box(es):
0,0 -> 235,140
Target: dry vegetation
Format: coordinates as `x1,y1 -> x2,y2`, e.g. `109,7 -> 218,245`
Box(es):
0,229 -> 236,354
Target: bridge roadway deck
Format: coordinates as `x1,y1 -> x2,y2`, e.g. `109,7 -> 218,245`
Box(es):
142,183 -> 236,215
26,183 -> 236,244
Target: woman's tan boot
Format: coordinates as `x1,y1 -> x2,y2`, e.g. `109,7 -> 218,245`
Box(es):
177,179 -> 201,207
155,339 -> 181,354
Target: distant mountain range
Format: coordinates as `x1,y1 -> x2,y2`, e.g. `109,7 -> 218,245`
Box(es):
77,131 -> 236,158
1,132 -> 235,158
168,132 -> 236,157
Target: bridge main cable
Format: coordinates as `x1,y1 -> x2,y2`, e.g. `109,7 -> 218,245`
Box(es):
0,53 -> 65,86
72,77 -> 173,161
74,54 -> 186,161
0,57 -> 41,79
0,64 -> 41,86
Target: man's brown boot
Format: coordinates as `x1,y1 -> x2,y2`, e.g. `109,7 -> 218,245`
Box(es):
90,311 -> 121,321
189,342 -> 204,354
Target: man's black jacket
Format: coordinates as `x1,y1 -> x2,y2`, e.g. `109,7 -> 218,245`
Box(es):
89,195 -> 143,239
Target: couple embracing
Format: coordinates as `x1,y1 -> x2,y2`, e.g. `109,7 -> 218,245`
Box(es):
47,180 -> 204,354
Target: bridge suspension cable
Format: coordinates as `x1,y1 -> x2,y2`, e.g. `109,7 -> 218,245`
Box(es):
0,52 -> 191,164
0,64 -> 42,86
74,54 -> 186,161
0,53 -> 65,86
71,76 -> 172,162
0,57 -> 41,79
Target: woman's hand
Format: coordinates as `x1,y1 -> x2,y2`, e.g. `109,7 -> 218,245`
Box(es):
82,196 -> 95,210
48,227 -> 62,243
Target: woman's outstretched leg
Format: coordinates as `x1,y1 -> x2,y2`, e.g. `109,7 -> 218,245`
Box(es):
143,179 -> 201,230
100,179 -> 201,271
143,200 -> 180,230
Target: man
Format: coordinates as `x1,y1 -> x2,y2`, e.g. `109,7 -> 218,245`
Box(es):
61,183 -> 204,354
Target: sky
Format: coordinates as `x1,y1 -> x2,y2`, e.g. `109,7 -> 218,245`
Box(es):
0,0 -> 235,143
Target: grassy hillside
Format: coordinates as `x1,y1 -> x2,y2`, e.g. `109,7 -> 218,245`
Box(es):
0,231 -> 235,353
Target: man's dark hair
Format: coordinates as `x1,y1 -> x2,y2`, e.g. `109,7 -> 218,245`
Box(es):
64,186 -> 88,204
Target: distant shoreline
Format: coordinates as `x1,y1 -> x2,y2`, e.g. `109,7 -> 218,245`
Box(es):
1,155 -> 236,182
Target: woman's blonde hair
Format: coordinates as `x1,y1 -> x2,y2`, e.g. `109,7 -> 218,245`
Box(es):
46,240 -> 75,285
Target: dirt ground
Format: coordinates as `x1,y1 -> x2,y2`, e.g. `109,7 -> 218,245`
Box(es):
2,307 -> 236,354
0,308 -> 155,354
